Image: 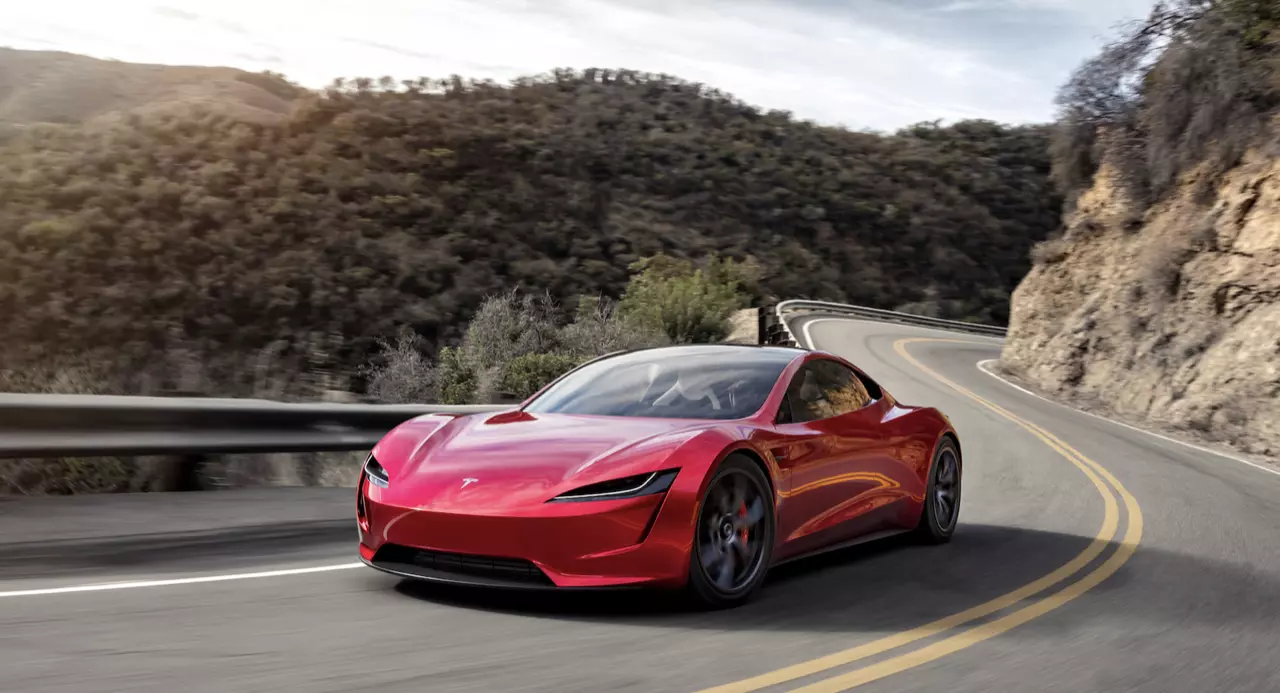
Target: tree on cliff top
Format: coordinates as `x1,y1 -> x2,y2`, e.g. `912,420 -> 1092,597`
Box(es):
1052,0 -> 1280,206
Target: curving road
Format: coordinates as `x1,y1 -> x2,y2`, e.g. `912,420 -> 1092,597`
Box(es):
4,317 -> 1280,692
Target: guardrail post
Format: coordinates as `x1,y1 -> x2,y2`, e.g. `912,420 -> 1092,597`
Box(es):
766,323 -> 783,344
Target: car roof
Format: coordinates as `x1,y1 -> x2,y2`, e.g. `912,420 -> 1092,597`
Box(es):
595,343 -> 807,365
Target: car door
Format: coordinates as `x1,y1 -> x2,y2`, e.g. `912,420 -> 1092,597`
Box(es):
770,359 -> 905,559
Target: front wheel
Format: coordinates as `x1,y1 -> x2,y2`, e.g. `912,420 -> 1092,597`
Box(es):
686,455 -> 775,609
913,437 -> 961,543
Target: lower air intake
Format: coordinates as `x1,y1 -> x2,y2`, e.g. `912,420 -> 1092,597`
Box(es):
371,544 -> 554,587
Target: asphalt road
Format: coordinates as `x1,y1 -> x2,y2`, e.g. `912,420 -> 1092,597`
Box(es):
4,317 -> 1280,692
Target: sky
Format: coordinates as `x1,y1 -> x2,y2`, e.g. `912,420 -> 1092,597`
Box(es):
0,0 -> 1154,131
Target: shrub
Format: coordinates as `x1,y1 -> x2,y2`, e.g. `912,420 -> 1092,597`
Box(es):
1030,238 -> 1071,265
436,346 -> 477,405
618,254 -> 759,343
499,352 -> 583,400
461,290 -> 561,373
363,253 -> 754,406
362,291 -> 556,406
364,330 -> 437,404
558,295 -> 670,358
1139,239 -> 1195,304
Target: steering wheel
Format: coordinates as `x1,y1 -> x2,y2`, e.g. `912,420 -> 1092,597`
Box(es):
653,379 -> 721,410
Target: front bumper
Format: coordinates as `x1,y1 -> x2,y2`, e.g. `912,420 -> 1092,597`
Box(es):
358,487 -> 693,589
361,544 -> 559,589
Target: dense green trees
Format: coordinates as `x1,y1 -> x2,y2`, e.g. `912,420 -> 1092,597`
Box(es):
0,66 -> 1062,398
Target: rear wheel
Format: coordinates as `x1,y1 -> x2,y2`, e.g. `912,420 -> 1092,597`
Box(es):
686,455 -> 774,609
914,437 -> 961,543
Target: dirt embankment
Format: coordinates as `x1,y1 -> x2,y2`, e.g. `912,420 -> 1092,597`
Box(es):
1002,151 -> 1280,459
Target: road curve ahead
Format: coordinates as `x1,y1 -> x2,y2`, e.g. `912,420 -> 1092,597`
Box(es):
4,317 -> 1280,692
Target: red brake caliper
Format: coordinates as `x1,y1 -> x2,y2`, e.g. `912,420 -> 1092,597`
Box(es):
738,502 -> 749,543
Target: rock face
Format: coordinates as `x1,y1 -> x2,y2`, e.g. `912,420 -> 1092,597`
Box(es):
1002,152 -> 1280,457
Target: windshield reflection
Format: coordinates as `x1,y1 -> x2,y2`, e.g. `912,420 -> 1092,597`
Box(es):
524,347 -> 793,420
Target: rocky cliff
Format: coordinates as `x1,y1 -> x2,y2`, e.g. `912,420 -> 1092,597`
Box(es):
1002,150 -> 1280,459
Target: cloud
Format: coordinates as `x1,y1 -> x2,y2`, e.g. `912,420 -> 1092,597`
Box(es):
153,6 -> 200,22
0,0 -> 1155,130
153,5 -> 248,35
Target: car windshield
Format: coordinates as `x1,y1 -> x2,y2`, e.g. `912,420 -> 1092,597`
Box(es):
523,346 -> 795,420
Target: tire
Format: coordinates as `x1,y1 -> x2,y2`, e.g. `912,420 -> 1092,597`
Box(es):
913,436 -> 961,544
686,455 -> 775,609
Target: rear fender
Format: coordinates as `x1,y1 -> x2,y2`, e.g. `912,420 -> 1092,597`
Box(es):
906,410 -> 960,523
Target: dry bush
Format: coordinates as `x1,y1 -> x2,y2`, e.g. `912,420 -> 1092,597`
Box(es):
363,259 -> 707,408
461,290 -> 561,373
1030,237 -> 1071,265
364,330 -> 438,404
558,295 -> 669,358
1141,13 -> 1275,203
1139,239 -> 1195,304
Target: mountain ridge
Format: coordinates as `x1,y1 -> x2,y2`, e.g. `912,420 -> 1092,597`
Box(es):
0,46 -> 302,127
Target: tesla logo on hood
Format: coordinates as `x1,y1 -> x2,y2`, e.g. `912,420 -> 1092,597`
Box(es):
461,477 -> 479,489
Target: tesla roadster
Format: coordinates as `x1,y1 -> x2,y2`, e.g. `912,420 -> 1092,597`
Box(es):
357,344 -> 961,608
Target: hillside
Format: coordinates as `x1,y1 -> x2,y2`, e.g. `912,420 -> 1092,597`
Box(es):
0,47 -> 301,128
0,63 -> 1062,398
1003,0 -> 1280,458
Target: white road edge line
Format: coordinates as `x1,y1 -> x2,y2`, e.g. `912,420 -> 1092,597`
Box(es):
0,562 -> 363,599
799,318 -> 835,351
975,359 -> 1280,478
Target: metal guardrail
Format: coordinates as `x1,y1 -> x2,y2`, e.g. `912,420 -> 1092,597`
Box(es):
0,393 -> 508,459
762,299 -> 1008,348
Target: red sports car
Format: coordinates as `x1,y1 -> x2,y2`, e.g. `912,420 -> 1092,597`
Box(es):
357,344 -> 961,608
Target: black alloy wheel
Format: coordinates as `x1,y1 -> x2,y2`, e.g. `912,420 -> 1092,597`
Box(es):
687,455 -> 775,609
914,436 -> 961,543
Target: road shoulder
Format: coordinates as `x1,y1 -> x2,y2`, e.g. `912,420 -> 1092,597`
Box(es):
0,487 -> 353,578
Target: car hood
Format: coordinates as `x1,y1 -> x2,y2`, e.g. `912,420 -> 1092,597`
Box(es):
375,411 -> 712,512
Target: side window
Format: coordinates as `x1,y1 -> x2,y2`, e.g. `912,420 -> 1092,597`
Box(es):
852,367 -> 883,401
781,360 -> 874,423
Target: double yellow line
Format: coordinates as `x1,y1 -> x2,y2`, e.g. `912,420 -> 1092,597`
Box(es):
697,338 -> 1143,693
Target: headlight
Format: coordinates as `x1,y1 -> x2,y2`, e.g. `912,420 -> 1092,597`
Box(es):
549,468 -> 679,502
363,455 -> 390,489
